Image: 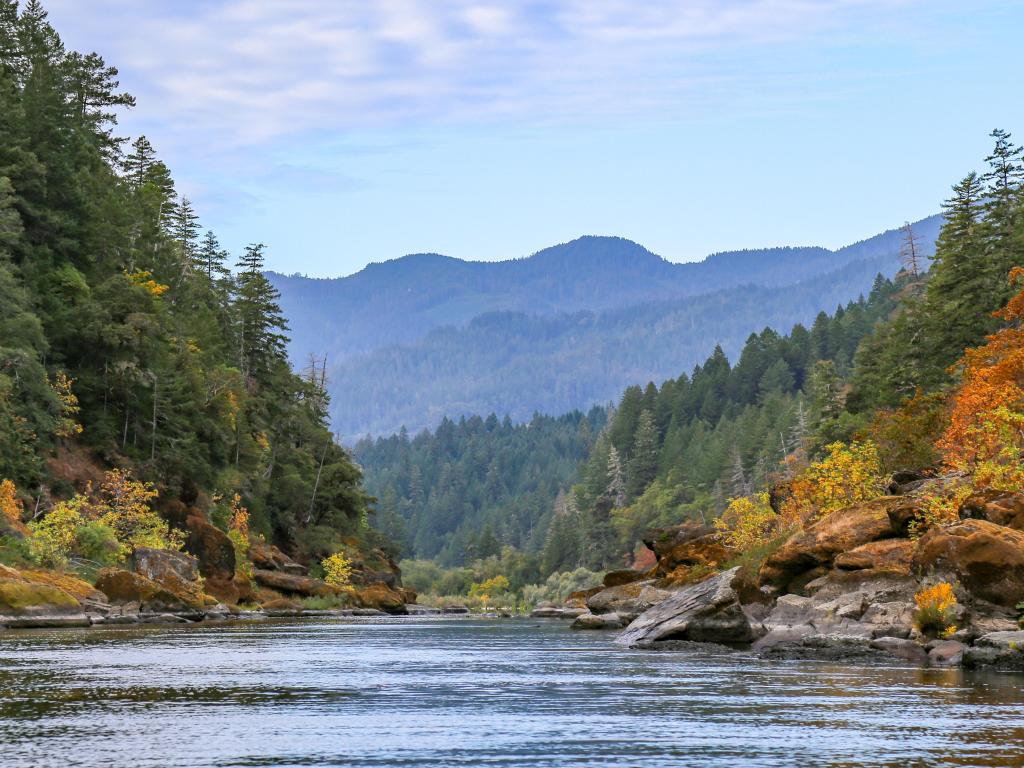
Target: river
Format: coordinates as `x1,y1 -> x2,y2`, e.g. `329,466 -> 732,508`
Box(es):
1,617 -> 1023,767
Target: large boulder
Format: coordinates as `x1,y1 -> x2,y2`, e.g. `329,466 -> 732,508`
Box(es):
250,542 -> 306,575
586,580 -> 671,621
565,586 -> 603,608
616,567 -> 754,648
602,569 -> 647,588
571,612 -> 623,630
182,515 -> 238,603
963,631 -> 1024,671
834,539 -> 915,574
643,522 -> 730,578
959,491 -> 1024,532
759,497 -> 902,590
94,568 -> 205,612
0,565 -> 89,627
756,570 -> 918,652
913,519 -> 1024,607
350,582 -> 407,614
131,547 -> 199,583
130,547 -> 208,607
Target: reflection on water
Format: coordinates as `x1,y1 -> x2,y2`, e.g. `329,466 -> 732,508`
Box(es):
1,618 -> 1023,767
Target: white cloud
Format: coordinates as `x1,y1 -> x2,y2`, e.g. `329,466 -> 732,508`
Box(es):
43,0 -> 925,151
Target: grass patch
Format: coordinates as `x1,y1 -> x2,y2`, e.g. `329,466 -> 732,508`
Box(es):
724,530 -> 794,581
300,594 -> 348,610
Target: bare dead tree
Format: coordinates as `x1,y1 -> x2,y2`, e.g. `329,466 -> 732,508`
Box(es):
900,221 -> 923,277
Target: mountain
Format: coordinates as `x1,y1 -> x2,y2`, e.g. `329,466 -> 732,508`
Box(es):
271,216 -> 942,366
270,216 -> 942,438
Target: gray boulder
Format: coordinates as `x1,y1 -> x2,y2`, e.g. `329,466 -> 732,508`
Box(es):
588,580 -> 672,622
616,568 -> 753,648
964,630 -> 1024,670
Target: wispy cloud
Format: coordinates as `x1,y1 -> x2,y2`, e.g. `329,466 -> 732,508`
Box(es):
45,0 -> 921,149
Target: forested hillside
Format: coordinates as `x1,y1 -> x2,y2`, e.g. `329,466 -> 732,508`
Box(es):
546,128 -> 1024,576
0,1 -> 369,563
278,219 -> 941,438
331,253 -> 921,437
354,408 -> 607,565
361,274 -> 903,570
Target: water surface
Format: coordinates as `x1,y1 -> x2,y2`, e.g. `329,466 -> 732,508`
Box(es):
2,617 -> 1023,767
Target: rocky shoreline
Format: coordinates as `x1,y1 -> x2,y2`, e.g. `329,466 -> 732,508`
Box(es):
533,474 -> 1024,673
0,504 -> 455,631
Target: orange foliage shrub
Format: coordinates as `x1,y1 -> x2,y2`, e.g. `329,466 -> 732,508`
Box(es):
939,268 -> 1024,491
0,479 -> 28,535
914,582 -> 958,637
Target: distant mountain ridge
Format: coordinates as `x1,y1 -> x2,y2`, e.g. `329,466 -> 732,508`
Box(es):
270,215 -> 942,437
270,215 -> 941,366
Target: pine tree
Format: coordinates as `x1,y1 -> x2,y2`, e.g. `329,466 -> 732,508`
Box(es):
123,135 -> 155,190
605,445 -> 626,508
198,229 -> 230,281
627,409 -> 658,499
234,242 -> 288,383
170,196 -> 200,272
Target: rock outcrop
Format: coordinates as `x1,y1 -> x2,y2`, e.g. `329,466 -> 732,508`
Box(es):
958,491 -> 1024,531
94,567 -> 207,613
183,515 -> 240,604
616,568 -> 754,648
586,580 -> 672,622
912,519 -> 1024,607
0,564 -> 89,627
643,522 -> 731,583
759,497 -> 903,591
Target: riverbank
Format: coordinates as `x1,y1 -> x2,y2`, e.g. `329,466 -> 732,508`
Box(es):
532,475 -> 1024,673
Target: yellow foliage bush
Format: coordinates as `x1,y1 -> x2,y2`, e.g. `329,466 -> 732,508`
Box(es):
94,469 -> 182,553
25,469 -> 181,567
50,371 -> 83,438
125,268 -> 169,297
908,483 -> 974,539
914,582 -> 958,637
27,498 -> 85,567
469,574 -> 510,598
227,494 -> 253,581
321,552 -> 354,588
714,492 -> 778,551
781,440 -> 885,526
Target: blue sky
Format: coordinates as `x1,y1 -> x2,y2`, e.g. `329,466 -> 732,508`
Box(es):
44,0 -> 1024,277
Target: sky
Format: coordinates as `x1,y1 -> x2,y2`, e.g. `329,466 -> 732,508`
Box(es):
43,0 -> 1024,277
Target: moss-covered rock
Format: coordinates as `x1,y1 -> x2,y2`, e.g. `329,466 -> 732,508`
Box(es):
94,567 -> 205,612
0,566 -> 88,627
351,582 -> 407,614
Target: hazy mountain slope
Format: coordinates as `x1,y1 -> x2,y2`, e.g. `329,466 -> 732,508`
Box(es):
330,252 -> 909,439
270,215 -> 941,367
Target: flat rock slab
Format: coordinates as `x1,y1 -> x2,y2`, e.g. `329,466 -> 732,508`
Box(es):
870,636 -> 928,665
928,640 -> 967,667
616,567 -> 750,647
571,612 -> 623,630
